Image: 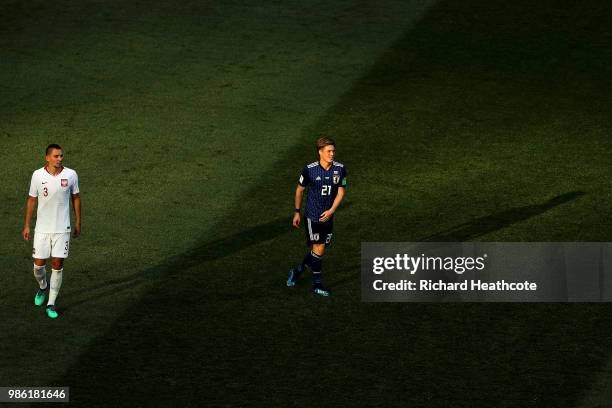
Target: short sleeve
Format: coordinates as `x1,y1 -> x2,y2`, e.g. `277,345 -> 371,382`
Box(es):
340,166 -> 347,188
28,173 -> 38,197
71,173 -> 80,194
298,166 -> 310,187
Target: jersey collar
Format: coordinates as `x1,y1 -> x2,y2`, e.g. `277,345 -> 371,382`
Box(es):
44,166 -> 64,176
318,161 -> 333,171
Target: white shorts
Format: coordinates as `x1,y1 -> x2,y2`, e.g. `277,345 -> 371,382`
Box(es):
32,232 -> 71,259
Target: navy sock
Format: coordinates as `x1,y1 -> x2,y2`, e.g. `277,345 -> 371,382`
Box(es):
313,271 -> 322,286
293,253 -> 309,278
310,252 -> 323,286
299,253 -> 311,271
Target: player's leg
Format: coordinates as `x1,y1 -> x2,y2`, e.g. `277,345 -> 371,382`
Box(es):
47,257 -> 64,315
311,243 -> 326,256
287,218 -> 317,286
310,243 -> 329,296
312,219 -> 333,296
288,217 -> 331,286
33,259 -> 48,306
50,257 -> 65,270
32,232 -> 50,306
310,219 -> 333,296
46,233 -> 69,319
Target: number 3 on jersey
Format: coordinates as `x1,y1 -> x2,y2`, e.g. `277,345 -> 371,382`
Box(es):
321,185 -> 331,196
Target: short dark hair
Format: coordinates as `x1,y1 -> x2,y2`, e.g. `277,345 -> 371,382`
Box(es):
46,144 -> 62,155
316,137 -> 335,151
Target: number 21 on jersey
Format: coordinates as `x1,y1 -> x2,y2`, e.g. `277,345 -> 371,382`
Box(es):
321,185 -> 331,196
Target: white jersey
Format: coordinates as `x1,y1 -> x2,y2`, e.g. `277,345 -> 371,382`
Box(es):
28,166 -> 80,233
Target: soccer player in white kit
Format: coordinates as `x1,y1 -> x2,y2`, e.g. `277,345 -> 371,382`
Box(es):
22,144 -> 81,319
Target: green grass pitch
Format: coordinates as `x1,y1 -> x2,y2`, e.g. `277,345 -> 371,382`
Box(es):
2,0 -> 612,406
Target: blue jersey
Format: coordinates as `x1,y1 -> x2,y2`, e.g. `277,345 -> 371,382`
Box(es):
298,161 -> 347,223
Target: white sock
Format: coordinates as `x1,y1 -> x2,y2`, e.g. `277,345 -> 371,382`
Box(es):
33,265 -> 47,290
48,268 -> 63,306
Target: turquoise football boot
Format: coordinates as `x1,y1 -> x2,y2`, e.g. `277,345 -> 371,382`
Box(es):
313,286 -> 331,297
287,268 -> 299,287
34,287 -> 47,306
46,305 -> 58,319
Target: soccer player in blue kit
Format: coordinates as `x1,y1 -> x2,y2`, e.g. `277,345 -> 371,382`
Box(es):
287,137 -> 347,296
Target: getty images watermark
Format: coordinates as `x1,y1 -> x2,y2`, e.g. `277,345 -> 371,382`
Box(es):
361,243 -> 612,302
371,252 -> 536,292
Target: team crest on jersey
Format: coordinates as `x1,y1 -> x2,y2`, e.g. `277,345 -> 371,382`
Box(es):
61,179 -> 68,187
333,176 -> 340,184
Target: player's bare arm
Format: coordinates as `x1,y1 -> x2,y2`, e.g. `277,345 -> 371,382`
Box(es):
319,186 -> 345,222
23,196 -> 37,241
293,184 -> 306,228
72,193 -> 81,238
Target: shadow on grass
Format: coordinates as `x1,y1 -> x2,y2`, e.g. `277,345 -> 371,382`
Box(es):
63,202 -> 353,309
422,191 -> 586,241
330,191 -> 586,290
62,216 -> 291,308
